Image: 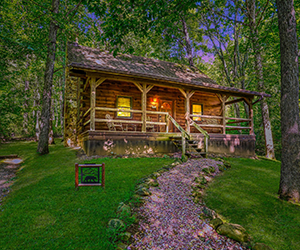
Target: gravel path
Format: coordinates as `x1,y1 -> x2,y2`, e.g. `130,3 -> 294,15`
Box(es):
131,159 -> 246,250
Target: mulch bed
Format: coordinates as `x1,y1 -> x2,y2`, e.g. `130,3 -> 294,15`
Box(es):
130,159 -> 246,250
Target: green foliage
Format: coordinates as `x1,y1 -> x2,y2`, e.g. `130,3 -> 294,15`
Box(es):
204,158 -> 300,250
0,140 -> 174,249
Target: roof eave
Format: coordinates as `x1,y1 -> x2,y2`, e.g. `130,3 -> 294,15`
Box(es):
69,63 -> 271,98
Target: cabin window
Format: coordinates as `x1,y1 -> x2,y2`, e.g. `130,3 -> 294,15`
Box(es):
192,104 -> 203,121
116,96 -> 132,118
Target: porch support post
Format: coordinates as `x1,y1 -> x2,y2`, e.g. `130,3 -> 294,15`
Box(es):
179,89 -> 195,133
221,96 -> 226,134
133,82 -> 153,133
142,83 -> 147,132
244,98 -> 254,135
217,94 -> 227,134
90,77 -> 96,131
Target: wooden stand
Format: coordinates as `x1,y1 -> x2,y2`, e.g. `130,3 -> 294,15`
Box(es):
75,163 -> 105,189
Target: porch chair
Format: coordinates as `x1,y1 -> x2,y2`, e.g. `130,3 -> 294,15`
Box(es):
146,116 -> 155,132
105,114 -> 126,131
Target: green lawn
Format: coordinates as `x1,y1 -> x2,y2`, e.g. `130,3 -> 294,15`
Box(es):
204,158 -> 300,250
0,140 -> 174,250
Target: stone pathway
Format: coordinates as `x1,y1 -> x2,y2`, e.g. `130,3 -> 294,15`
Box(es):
130,159 -> 246,250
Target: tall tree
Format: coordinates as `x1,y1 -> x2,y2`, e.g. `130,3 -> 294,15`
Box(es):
277,0 -> 300,202
245,0 -> 275,159
37,0 -> 60,154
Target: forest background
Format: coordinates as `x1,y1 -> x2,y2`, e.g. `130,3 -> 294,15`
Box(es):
0,0 -> 299,160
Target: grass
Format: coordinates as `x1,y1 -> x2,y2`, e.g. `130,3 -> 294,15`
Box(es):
0,140 -> 174,250
204,158 -> 300,250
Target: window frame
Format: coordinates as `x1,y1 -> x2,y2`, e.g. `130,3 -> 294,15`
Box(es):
191,103 -> 203,121
116,96 -> 133,119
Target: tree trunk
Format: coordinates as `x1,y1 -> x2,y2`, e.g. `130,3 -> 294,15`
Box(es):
23,79 -> 29,135
277,0 -> 300,202
181,17 -> 194,67
37,0 -> 60,154
48,99 -> 55,145
247,0 -> 275,159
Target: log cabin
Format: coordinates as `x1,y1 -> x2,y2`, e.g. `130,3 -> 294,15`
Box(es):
64,42 -> 270,157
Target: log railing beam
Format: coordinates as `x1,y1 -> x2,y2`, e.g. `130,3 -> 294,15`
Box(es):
225,98 -> 244,105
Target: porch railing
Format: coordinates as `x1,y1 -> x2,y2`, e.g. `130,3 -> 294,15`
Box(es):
189,114 -> 252,133
82,107 -> 170,132
81,106 -> 253,135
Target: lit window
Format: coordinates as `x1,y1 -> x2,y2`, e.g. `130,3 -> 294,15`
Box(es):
192,104 -> 203,121
117,96 -> 132,118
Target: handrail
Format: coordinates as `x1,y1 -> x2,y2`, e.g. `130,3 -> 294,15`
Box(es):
189,117 -> 209,154
167,114 -> 190,140
189,118 -> 210,139
83,108 -> 91,117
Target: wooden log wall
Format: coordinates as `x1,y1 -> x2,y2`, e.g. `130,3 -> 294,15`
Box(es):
94,80 -> 142,132
190,92 -> 223,133
76,79 -> 223,134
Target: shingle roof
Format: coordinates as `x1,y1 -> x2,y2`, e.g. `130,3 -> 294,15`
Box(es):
67,43 -> 270,97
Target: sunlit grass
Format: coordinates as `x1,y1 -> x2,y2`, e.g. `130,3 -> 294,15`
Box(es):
204,158 -> 300,250
0,140 -> 174,249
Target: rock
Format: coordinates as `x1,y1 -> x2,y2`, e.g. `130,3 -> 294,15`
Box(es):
108,219 -> 125,232
162,166 -> 171,171
130,213 -> 139,224
214,157 -> 224,162
196,184 -> 206,189
116,242 -> 128,250
157,168 -> 168,174
253,243 -> 273,250
200,176 -> 207,184
218,164 -> 226,172
209,166 -> 215,173
151,172 -> 161,179
210,218 -> 223,229
223,161 -> 231,168
118,232 -> 131,243
131,195 -> 145,206
202,167 -> 211,174
145,178 -> 159,187
217,223 -> 249,242
201,207 -> 218,220
191,190 -> 203,198
117,203 -> 131,216
135,187 -> 151,196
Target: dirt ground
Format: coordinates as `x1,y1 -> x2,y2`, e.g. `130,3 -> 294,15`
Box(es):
0,161 -> 21,207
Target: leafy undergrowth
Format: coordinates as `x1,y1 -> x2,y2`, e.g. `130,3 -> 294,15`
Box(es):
204,157 -> 300,250
0,140 -> 174,250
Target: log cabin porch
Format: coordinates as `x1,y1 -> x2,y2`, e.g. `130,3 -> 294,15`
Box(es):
64,43 -> 269,157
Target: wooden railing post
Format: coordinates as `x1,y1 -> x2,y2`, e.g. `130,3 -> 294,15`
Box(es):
166,114 -> 169,133
90,77 -> 96,131
182,132 -> 186,155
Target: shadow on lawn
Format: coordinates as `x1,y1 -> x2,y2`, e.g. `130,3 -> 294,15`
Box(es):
204,158 -> 300,250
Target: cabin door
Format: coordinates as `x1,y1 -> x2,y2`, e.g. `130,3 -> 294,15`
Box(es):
159,100 -> 173,132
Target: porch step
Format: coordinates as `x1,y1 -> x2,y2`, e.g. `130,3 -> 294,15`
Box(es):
186,152 -> 207,157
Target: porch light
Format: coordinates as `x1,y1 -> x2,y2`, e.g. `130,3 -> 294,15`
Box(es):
150,97 -> 158,109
